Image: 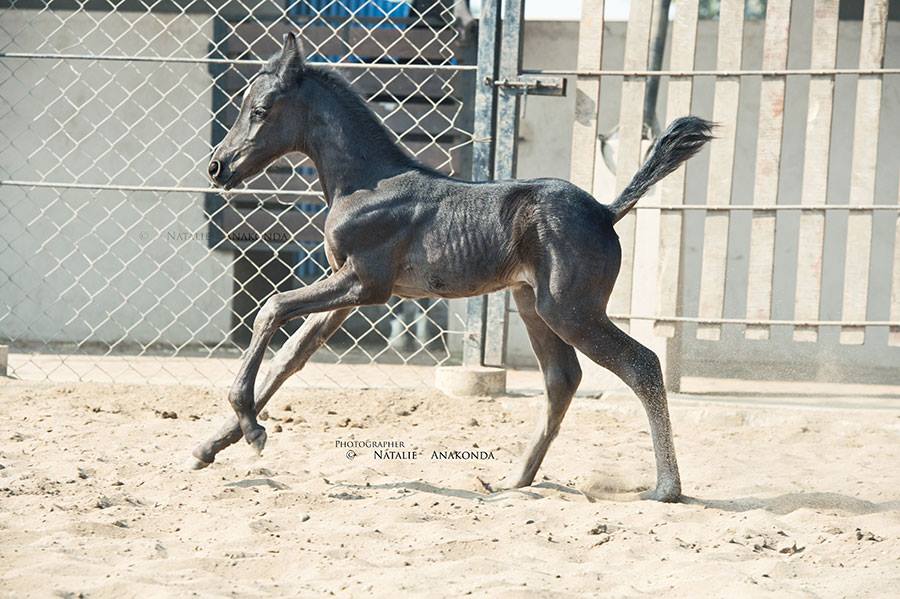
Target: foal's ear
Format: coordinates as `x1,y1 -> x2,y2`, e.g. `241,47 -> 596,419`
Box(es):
277,32 -> 305,85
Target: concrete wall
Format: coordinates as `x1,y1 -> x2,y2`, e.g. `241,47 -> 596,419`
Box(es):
510,18 -> 900,385
0,10 -> 233,348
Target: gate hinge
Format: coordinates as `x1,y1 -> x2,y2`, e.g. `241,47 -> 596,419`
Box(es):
484,75 -> 567,97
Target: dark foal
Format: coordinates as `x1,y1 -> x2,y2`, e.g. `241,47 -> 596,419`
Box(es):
193,33 -> 712,501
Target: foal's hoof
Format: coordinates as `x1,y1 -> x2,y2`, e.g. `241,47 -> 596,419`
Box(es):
245,427 -> 267,455
639,482 -> 682,503
476,475 -> 521,494
187,446 -> 214,471
186,455 -> 212,471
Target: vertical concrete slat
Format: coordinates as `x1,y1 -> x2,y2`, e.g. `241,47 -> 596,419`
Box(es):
654,0 -> 699,338
570,0 -> 605,193
794,0 -> 839,343
696,0 -> 744,341
745,0 -> 792,340
840,0 -> 888,344
612,0 -> 654,333
890,185 -> 900,346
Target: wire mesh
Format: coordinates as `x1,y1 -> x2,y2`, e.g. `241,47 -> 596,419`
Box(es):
0,1 -> 477,386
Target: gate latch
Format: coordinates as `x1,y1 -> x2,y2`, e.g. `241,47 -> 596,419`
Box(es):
485,75 -> 567,97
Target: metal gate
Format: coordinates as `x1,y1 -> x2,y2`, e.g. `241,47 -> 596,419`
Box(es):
0,0 -> 506,386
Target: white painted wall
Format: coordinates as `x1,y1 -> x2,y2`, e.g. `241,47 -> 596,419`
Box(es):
0,10 -> 233,347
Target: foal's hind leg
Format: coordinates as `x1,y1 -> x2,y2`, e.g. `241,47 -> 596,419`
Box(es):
189,308 -> 351,469
540,307 -> 681,502
482,286 -> 581,492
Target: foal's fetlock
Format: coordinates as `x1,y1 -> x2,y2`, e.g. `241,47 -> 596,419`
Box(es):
244,424 -> 267,455
640,477 -> 682,503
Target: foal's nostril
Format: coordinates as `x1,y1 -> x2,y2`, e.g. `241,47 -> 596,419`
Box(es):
208,160 -> 222,180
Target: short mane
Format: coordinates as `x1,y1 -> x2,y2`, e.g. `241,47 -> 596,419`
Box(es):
302,64 -> 416,166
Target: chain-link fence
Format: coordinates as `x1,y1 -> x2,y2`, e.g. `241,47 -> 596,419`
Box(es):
0,1 -> 479,386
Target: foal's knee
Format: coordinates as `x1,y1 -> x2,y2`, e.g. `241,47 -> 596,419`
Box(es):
254,296 -> 282,332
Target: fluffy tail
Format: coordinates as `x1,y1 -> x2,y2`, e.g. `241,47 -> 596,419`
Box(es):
606,116 -> 714,224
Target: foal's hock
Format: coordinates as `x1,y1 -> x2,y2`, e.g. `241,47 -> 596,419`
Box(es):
192,32 -> 713,502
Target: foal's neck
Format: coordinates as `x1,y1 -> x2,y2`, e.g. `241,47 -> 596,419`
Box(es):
299,71 -> 416,202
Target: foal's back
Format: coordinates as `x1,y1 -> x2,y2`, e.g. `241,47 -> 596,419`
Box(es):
374,168 -> 618,299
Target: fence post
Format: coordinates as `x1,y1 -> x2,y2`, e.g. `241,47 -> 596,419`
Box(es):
442,0 -> 508,394
480,0 -> 526,367
443,0 -> 505,395
0,345 -> 7,377
461,0 -> 501,369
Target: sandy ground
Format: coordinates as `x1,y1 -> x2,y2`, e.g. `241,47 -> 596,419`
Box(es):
0,379 -> 898,598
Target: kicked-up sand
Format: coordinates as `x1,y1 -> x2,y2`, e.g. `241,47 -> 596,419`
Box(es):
1,379 -> 898,597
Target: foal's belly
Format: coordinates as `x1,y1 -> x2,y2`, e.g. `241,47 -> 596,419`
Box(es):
391,258 -> 532,300
390,205 -> 533,299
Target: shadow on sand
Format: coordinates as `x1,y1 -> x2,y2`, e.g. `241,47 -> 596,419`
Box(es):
336,480 -> 588,502
681,492 -> 900,515
334,480 -> 899,515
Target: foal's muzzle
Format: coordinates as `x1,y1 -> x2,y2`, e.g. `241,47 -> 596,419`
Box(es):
207,159 -> 234,189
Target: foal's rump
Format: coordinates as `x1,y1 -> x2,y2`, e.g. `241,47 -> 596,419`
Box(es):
483,176 -> 622,300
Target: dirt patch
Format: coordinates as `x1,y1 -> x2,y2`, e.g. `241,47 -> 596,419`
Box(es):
1,380 -> 898,597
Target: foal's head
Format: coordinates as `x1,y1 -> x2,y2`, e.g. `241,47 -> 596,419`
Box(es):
208,33 -> 307,190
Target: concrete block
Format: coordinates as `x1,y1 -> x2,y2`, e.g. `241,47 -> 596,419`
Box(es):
435,366 -> 506,397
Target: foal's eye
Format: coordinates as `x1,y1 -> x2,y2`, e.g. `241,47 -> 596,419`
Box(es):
250,106 -> 267,120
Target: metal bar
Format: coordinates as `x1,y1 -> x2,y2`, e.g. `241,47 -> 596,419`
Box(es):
521,67 -> 900,77
0,52 -> 478,70
463,0 -> 501,367
10,54 -> 895,76
492,0 -> 525,179
482,0 -> 525,367
0,180 -> 323,196
643,0 -> 671,137
6,182 -> 899,211
635,204 -> 900,211
470,2 -> 501,182
610,315 -> 900,327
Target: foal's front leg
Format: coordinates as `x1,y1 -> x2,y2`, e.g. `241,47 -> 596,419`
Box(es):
230,267 -> 366,453
189,308 -> 352,468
